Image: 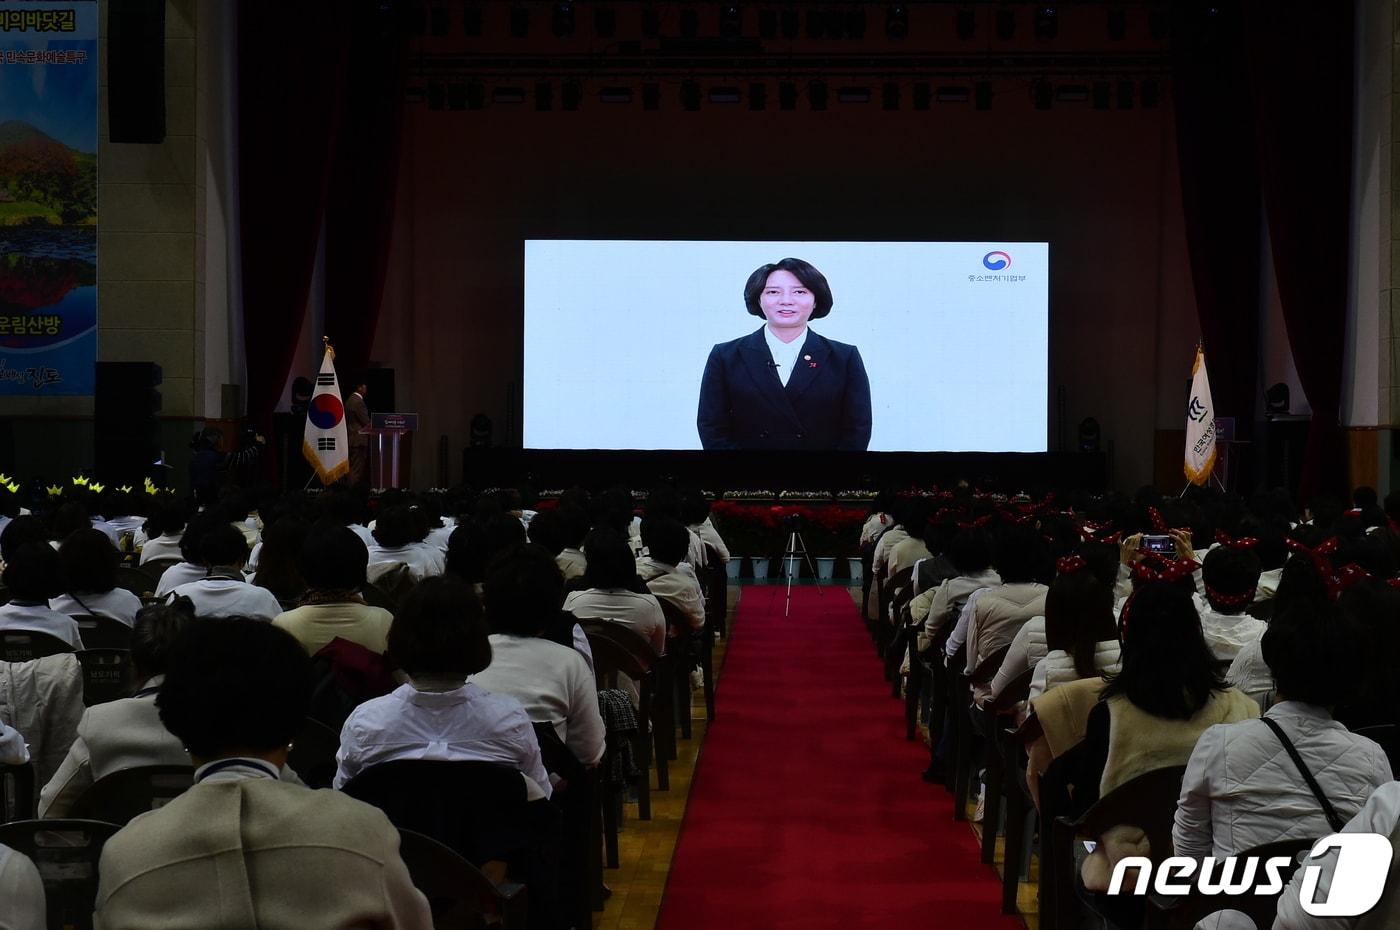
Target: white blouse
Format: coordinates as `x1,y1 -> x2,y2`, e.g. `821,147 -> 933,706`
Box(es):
168,579 -> 283,622
50,589 -> 142,625
0,602 -> 85,649
0,844 -> 45,930
563,588 -> 667,654
470,635 -> 606,766
636,558 -> 706,632
335,682 -> 551,800
137,533 -> 183,565
154,561 -> 206,597
366,543 -> 445,583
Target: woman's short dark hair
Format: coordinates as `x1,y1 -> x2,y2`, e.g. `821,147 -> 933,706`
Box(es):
1261,599 -> 1360,708
49,501 -> 90,541
1103,582 -> 1225,720
947,528 -> 994,576
178,512 -> 223,564
372,506 -> 422,549
130,601 -> 191,681
581,526 -> 640,590
1044,570 -> 1118,679
157,617 -> 311,758
2,542 -> 64,600
143,498 -> 189,540
483,514 -> 527,561
526,509 -> 566,556
200,522 -> 249,568
299,526 -> 369,591
1273,554 -> 1333,614
992,524 -> 1045,584
1076,541 -> 1121,590
483,544 -> 565,636
1202,546 -> 1262,613
445,521 -> 489,584
640,516 -> 689,567
743,257 -> 834,320
387,576 -> 492,676
557,504 -> 591,549
60,527 -> 120,593
0,515 -> 48,563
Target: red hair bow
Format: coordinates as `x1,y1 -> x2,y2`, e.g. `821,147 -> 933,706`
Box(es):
1131,556 -> 1199,585
1204,582 -> 1255,610
1285,536 -> 1341,575
1328,563 -> 1372,598
1148,507 -> 1169,533
1214,530 -> 1259,550
1057,554 -> 1088,575
957,515 -> 993,530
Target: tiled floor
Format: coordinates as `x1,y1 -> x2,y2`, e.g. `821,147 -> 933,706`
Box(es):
593,591 -> 736,930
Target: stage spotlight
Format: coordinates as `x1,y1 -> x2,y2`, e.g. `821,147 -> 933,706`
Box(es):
680,7 -> 699,37
427,82 -> 445,110
1117,79 -> 1134,109
809,80 -> 828,110
935,86 -> 969,103
956,9 -> 975,40
593,6 -> 616,37
1107,9 -> 1126,40
447,82 -> 466,110
429,3 -> 449,36
1033,5 -> 1057,40
912,82 -> 930,110
535,82 -> 553,110
780,9 -> 798,38
1141,78 -> 1159,108
709,87 -> 741,104
995,8 -> 1014,40
759,8 -> 777,38
885,4 -> 908,39
1033,79 -> 1052,110
882,82 -> 900,111
642,82 -> 660,110
975,80 -> 993,110
1077,418 -> 1101,453
509,4 -> 529,37
838,86 -> 871,104
561,80 -> 581,110
846,9 -> 867,39
720,3 -> 742,37
779,81 -> 797,110
1092,81 -> 1110,110
552,1 -> 575,37
681,80 -> 701,111
642,4 -> 660,37
599,86 -> 632,104
462,3 -> 483,36
750,82 -> 767,110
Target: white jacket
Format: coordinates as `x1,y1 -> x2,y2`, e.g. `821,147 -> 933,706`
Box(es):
988,615 -> 1049,701
0,653 -> 84,790
1028,641 -> 1121,701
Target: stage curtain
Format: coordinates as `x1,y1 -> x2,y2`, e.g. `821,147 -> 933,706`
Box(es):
237,0 -> 350,429
1169,3 -> 1261,450
1243,0 -> 1355,500
323,9 -> 409,389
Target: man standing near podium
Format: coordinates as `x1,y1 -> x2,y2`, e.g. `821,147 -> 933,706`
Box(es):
346,380 -> 371,491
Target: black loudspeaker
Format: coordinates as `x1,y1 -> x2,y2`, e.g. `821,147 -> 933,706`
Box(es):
108,0 -> 166,143
94,362 -> 162,485
364,368 -> 395,414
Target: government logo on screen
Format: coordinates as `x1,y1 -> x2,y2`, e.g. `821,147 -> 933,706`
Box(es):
982,250 -> 1013,271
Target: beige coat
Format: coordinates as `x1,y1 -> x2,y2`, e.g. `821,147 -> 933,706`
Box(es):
94,778 -> 431,930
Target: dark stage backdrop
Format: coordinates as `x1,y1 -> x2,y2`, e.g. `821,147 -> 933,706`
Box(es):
373,83 -> 1199,490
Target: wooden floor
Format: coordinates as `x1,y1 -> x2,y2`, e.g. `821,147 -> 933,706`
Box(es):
593,589 -> 736,930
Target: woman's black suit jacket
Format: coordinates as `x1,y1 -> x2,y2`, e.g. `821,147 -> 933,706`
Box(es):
696,327 -> 872,451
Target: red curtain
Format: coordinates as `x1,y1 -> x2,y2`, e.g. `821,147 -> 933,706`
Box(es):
237,0 -> 350,430
324,9 -> 409,388
1244,0 -> 1355,500
1170,3 -> 1261,441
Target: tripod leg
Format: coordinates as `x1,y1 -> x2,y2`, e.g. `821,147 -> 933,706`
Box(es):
794,532 -> 824,596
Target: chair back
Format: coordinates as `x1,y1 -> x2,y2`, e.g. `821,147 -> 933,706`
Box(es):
1148,838 -> 1316,930
655,597 -> 692,637
367,562 -> 416,605
287,717 -> 343,789
342,760 -> 530,866
0,762 -> 35,823
73,614 -> 134,650
69,765 -> 194,826
972,643 -> 1013,686
113,566 -> 158,599
76,648 -> 133,706
0,819 -> 121,930
396,826 -> 528,930
1068,764 -> 1188,863
360,581 -> 399,612
139,558 -> 179,585
578,619 -> 655,686
0,629 -> 75,662
988,666 -> 1036,714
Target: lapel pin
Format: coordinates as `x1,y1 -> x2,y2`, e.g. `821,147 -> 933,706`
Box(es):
803,355 -> 811,361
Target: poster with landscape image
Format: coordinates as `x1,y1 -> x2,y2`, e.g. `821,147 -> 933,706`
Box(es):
0,0 -> 96,394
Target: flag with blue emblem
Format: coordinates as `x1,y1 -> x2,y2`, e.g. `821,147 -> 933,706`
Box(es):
1184,344 -> 1216,486
303,344 -> 349,485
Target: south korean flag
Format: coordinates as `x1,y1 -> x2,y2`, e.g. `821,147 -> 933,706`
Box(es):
303,345 -> 349,485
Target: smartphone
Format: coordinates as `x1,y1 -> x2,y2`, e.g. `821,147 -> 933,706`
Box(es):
1141,534 -> 1175,555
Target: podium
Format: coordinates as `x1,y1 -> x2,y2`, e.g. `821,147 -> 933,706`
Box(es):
367,413 -> 418,489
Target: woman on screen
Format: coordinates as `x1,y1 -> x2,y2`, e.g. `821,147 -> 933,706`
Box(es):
696,257 -> 872,451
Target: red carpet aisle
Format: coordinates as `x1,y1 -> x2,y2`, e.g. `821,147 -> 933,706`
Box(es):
656,586 -> 1021,930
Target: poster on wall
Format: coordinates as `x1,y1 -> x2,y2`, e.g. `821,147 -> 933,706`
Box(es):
0,0 -> 97,395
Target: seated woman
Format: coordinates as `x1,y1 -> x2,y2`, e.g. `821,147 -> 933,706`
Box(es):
913,527 -> 1001,650
50,528 -> 142,625
0,543 -> 84,649
135,498 -> 186,565
272,526 -> 394,656
366,506 -> 445,584
562,527 -> 666,654
0,721 -> 45,930
1226,555 -> 1334,707
250,517 -> 309,604
1173,598 -> 1391,930
167,523 -> 282,621
39,603 -> 193,816
334,577 -> 551,801
153,512 -> 223,597
1027,579 -> 1258,898
635,517 -> 706,634
472,546 -> 605,768
1195,545 -> 1268,663
93,617 -> 430,929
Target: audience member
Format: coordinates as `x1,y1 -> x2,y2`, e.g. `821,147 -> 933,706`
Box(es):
0,723 -> 44,930
636,517 -> 706,634
952,524 -> 1049,703
251,516 -> 309,603
367,506 -> 445,583
135,498 -> 186,565
50,527 -> 141,625
93,617 -> 431,928
167,523 -> 282,621
153,512 -> 223,596
1196,545 -> 1267,662
0,542 -> 84,648
914,528 -> 1000,648
563,527 -> 666,653
272,526 -> 394,656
